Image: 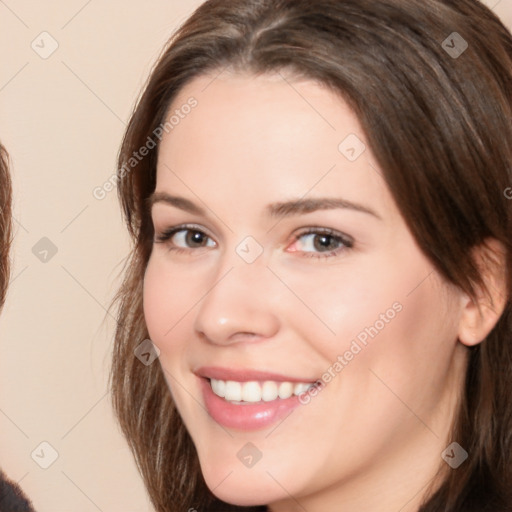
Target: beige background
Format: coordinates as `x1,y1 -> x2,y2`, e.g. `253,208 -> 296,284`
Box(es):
0,1 -> 511,511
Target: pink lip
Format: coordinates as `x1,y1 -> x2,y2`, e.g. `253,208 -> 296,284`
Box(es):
199,376 -> 304,431
194,365 -> 316,383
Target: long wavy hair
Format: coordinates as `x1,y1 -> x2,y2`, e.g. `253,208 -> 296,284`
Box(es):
0,143 -> 12,310
110,1 -> 512,510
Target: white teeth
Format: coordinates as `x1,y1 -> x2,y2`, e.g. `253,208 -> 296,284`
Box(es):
278,382 -> 293,399
241,381 -> 261,403
224,380 -> 242,401
209,378 -> 315,402
262,381 -> 278,402
293,383 -> 311,395
210,378 -> 226,398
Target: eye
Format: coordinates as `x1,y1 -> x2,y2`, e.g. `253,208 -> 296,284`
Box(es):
288,228 -> 353,258
154,225 -> 216,252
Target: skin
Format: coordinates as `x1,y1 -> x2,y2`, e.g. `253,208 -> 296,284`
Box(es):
143,72 -> 489,511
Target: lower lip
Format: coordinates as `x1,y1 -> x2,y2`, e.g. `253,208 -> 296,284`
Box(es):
200,377 -> 304,431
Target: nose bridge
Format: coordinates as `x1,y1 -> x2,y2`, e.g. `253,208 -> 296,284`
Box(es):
193,250 -> 280,344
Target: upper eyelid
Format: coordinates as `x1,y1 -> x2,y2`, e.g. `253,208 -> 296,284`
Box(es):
292,226 -> 353,243
150,210 -> 222,236
149,203 -> 227,237
154,222 -> 216,239
154,224 -> 349,237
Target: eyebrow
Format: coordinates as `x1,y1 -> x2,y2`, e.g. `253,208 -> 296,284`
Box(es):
149,192 -> 381,220
149,192 -> 203,215
267,197 -> 381,220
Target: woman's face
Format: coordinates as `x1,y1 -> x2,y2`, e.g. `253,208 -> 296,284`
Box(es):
144,72 -> 468,509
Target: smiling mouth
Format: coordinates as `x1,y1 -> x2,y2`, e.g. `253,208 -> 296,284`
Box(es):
208,378 -> 317,403
198,368 -> 320,430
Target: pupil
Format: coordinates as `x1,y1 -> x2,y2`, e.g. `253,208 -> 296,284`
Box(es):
314,234 -> 336,251
187,230 -> 205,246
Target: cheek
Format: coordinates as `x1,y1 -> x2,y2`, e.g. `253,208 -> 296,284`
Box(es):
143,259 -> 168,341
142,257 -> 200,410
280,252 -> 459,395
274,262 -> 406,361
142,256 -> 191,347
142,254 -> 217,393
328,266 -> 462,432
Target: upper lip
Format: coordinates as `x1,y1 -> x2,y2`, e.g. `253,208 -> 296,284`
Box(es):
194,365 -> 317,383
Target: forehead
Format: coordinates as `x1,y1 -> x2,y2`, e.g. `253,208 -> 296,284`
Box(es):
155,72 -> 396,220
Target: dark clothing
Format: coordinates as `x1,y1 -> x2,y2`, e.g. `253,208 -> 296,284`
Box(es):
0,470 -> 35,512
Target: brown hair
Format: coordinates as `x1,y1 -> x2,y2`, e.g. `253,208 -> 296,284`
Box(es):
110,1 -> 512,510
0,143 -> 12,310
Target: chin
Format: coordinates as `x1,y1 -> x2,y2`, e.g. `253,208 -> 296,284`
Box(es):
199,459 -> 283,507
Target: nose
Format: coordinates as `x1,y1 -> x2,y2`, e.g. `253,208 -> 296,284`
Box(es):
193,258 -> 281,346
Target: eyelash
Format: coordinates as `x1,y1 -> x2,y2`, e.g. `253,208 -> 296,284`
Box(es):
153,224 -> 354,259
288,227 -> 354,258
154,224 -> 214,256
